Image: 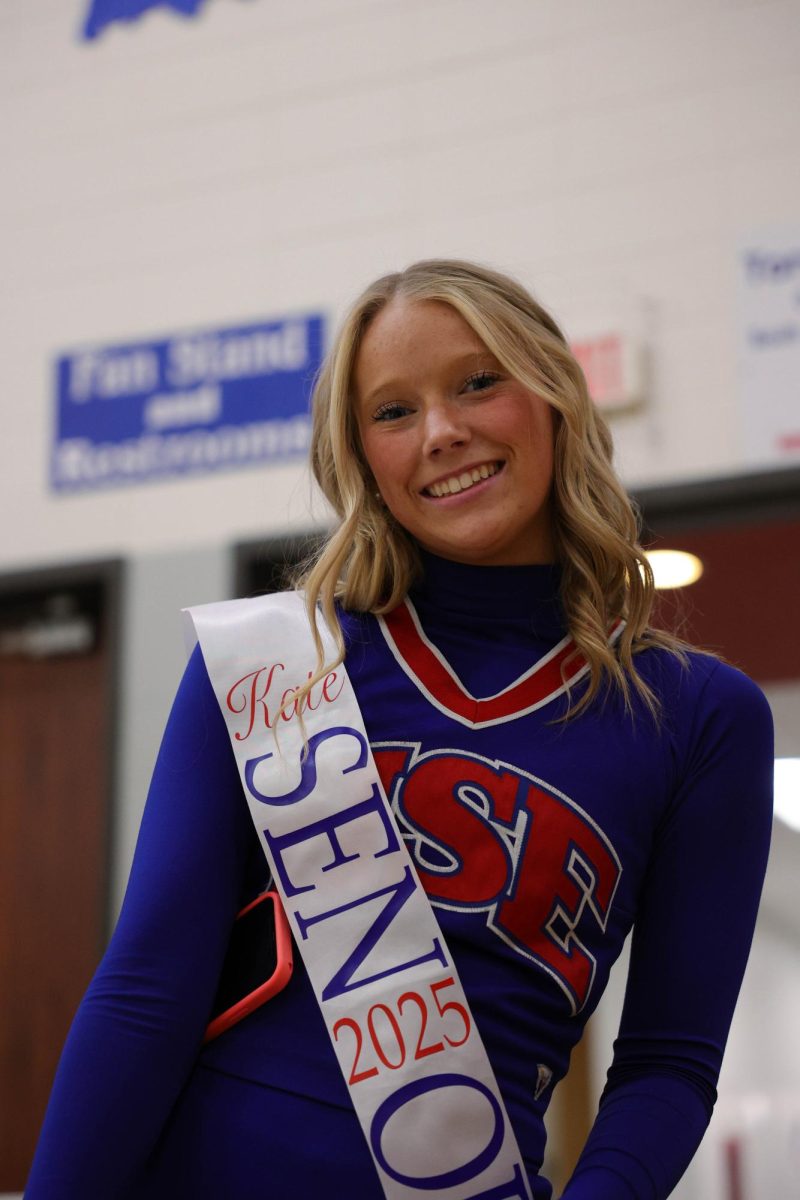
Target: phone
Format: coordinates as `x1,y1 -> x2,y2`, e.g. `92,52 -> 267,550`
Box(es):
204,890 -> 293,1043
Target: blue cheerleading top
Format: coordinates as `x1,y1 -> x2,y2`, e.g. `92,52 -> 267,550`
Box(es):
26,552 -> 774,1199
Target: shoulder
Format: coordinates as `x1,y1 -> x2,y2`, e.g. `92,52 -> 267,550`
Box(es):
337,603 -> 381,646
688,652 -> 771,734
635,647 -> 774,806
165,641 -> 228,751
686,655 -> 774,768
635,642 -> 772,724
630,644 -> 774,771
691,655 -> 773,721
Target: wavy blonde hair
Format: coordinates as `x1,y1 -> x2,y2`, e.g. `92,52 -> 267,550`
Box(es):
294,258 -> 684,719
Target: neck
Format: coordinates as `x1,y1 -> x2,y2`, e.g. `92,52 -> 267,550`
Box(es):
410,548 -> 565,629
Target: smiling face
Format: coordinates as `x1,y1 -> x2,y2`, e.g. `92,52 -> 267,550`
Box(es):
354,297 -> 555,567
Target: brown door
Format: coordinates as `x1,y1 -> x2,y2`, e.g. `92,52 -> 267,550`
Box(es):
0,568 -> 120,1191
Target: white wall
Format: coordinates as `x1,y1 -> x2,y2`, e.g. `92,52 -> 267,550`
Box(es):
1,0 -> 799,572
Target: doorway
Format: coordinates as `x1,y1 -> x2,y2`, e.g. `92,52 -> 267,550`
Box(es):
0,559 -> 123,1192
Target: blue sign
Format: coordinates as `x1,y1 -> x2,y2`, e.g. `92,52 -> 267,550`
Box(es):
53,314 -> 324,492
82,0 -> 208,41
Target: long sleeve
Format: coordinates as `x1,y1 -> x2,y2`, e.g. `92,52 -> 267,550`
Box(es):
25,647 -> 255,1199
562,663 -> 774,1199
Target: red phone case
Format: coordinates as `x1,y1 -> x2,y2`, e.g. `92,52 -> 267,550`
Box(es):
204,890 -> 293,1043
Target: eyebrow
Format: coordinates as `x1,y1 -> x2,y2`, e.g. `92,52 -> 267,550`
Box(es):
359,350 -> 499,409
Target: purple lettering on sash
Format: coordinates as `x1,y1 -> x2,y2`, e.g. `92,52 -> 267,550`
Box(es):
263,785 -> 399,897
244,725 -> 368,806
293,865 -> 448,1000
369,1073 -> 504,1188
466,1164 -> 529,1199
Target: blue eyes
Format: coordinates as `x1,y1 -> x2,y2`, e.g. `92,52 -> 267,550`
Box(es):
463,370 -> 499,393
373,401 -> 413,422
372,371 -> 500,421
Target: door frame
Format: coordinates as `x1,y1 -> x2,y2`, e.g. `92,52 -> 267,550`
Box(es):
633,463 -> 800,532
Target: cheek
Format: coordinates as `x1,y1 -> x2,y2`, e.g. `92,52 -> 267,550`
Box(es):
501,394 -> 553,456
529,401 -> 555,459
359,431 -> 408,498
357,424 -> 380,481
361,434 -> 386,484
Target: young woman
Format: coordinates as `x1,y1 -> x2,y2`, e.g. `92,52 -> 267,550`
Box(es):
26,260 -> 773,1199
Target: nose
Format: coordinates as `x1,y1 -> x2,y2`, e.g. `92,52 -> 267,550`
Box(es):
422,401 -> 471,457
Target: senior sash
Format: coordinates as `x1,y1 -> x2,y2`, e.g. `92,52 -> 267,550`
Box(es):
184,592 -> 532,1200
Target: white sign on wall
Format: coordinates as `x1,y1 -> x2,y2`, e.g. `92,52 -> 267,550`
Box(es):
739,229 -> 800,464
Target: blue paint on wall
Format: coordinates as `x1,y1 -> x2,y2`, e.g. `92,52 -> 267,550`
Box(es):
82,0 -> 209,40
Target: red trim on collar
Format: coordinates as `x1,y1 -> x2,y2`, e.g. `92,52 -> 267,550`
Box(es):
379,600 -> 617,727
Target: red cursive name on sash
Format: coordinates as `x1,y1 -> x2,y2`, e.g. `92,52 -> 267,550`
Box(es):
226,662 -> 345,740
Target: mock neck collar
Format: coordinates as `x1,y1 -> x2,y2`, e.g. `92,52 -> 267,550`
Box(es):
410,548 -> 565,629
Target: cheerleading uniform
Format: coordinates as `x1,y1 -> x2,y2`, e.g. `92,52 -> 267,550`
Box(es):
25,553 -> 773,1199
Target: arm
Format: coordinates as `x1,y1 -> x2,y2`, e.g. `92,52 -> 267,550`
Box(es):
562,662 -> 774,1200
25,646 -> 255,1199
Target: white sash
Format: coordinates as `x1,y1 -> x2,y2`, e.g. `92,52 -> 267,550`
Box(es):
184,592 -> 532,1200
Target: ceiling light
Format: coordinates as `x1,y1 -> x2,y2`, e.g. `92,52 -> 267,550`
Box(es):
774,758 -> 800,833
645,549 -> 704,589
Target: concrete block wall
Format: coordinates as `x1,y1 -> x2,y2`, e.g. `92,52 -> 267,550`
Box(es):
1,0 -> 798,569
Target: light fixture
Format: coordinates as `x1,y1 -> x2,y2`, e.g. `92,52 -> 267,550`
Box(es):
774,758 -> 800,833
645,549 -> 704,589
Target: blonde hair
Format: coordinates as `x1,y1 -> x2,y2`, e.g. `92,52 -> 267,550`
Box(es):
294,259 -> 684,719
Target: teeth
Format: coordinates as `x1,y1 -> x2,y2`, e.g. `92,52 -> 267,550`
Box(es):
427,462 -> 499,497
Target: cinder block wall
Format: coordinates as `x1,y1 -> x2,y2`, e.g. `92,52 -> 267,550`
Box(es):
1,0 -> 798,568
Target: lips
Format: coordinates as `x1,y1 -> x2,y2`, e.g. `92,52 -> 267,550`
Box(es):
423,461 -> 503,498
